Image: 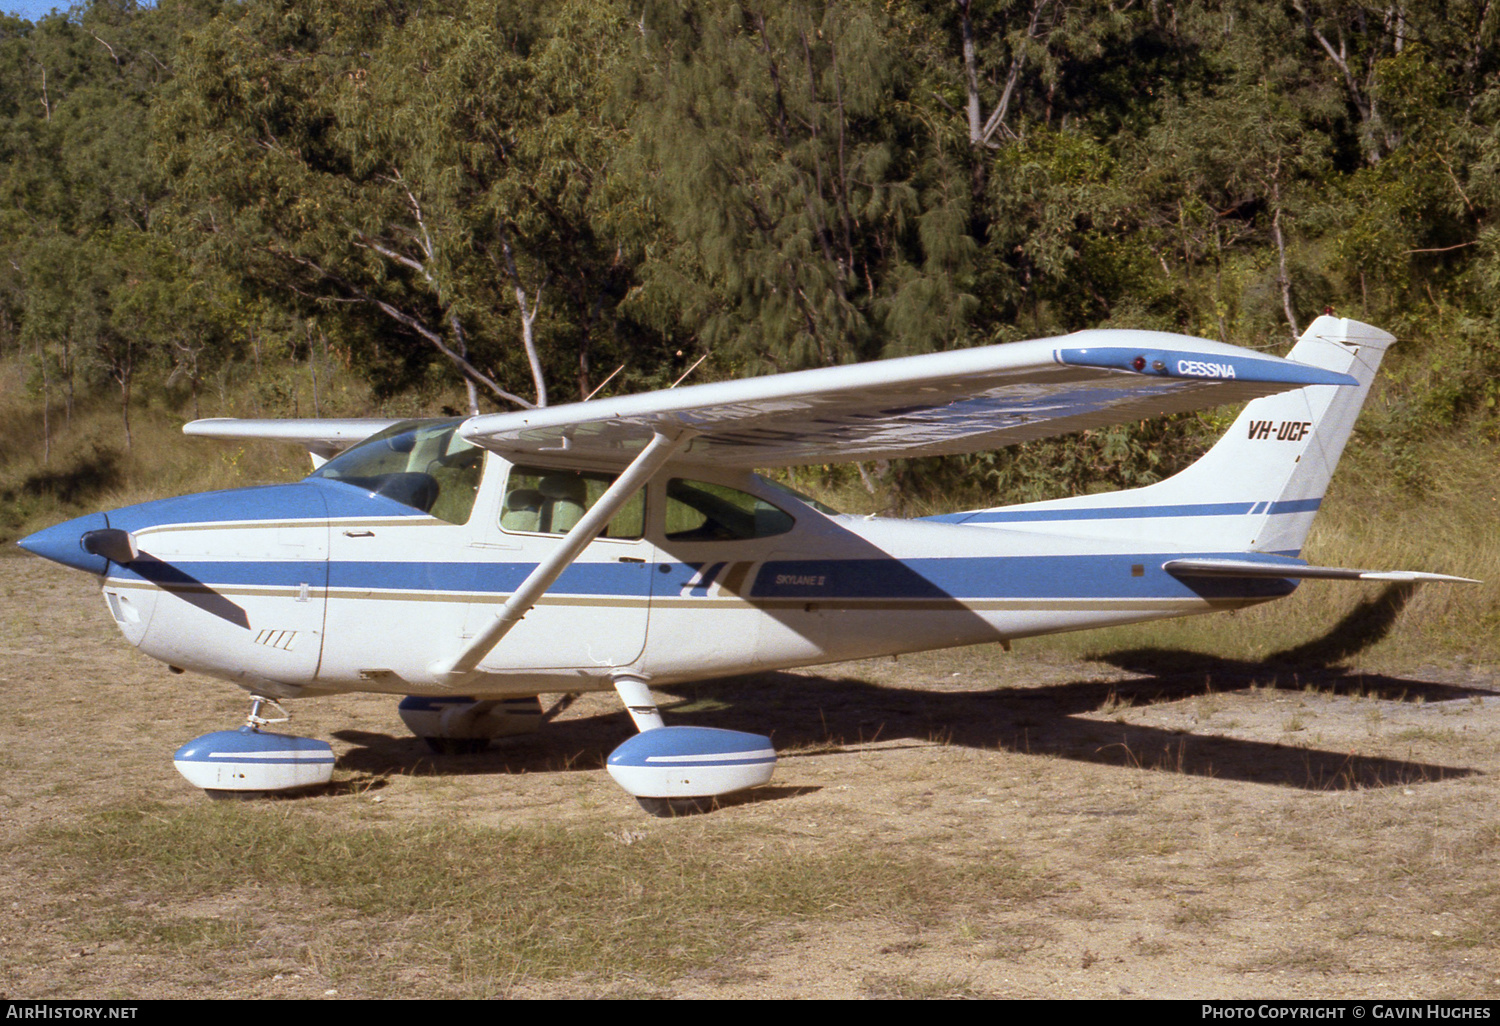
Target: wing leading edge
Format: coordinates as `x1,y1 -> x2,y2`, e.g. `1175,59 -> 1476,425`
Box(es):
459,329 -> 1355,468
183,418 -> 407,463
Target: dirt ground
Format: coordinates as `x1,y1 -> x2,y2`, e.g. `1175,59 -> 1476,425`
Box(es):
2,554 -> 1499,999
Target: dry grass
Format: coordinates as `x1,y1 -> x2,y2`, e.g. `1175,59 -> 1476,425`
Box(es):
37,802 -> 1047,995
0,399 -> 310,545
3,356 -> 1499,997
4,554 -> 1500,997
0,356 -> 471,545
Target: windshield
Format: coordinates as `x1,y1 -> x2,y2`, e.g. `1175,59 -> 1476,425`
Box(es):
309,419 -> 483,524
760,478 -> 841,515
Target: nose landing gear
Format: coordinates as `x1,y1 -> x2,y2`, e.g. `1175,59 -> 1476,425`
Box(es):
173,696 -> 335,798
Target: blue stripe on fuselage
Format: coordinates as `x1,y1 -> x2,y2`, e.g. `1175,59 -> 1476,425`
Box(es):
330,560 -> 654,596
112,558 -> 651,596
111,553 -> 1298,602
750,555 -> 1295,601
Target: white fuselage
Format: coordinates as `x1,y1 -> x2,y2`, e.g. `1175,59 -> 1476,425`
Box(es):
93,452 -> 1292,701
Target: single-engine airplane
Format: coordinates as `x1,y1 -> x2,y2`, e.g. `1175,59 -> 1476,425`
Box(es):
16,315 -> 1477,812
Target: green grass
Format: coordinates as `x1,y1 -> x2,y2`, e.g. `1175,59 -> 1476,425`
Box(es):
1171,901 -> 1231,928
39,801 -> 1050,995
1390,726 -> 1463,744
862,974 -> 985,999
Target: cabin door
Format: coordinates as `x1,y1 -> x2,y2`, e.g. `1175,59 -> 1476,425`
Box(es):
461,463 -> 654,672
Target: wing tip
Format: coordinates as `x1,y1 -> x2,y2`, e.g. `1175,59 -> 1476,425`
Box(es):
1056,346 -> 1357,387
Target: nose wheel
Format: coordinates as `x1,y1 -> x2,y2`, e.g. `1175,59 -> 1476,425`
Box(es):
173,695 -> 335,797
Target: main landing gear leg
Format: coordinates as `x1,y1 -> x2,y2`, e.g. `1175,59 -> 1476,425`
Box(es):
604,673 -> 777,817
612,674 -> 665,732
172,695 -> 335,798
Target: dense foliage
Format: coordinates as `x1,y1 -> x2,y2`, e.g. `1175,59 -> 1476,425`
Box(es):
2,0 -> 1497,502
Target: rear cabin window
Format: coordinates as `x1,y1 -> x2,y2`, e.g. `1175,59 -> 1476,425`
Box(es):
500,467 -> 644,539
664,480 -> 794,541
309,420 -> 483,525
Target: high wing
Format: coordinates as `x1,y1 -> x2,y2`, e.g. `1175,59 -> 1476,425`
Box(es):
458,329 -> 1355,468
179,329 -> 1354,469
184,418 -> 407,463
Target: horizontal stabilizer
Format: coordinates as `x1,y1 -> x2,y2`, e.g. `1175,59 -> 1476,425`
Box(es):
1164,558 -> 1478,584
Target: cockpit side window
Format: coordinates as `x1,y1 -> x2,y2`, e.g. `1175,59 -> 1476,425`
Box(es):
664,479 -> 794,541
309,420 -> 483,525
501,466 -> 644,539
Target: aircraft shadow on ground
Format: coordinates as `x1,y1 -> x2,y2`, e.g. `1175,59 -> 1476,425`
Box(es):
334,583 -> 1486,792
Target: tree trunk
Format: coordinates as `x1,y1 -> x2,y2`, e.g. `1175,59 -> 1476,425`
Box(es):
36,337 -> 50,466
119,370 -> 132,451
1271,186 -> 1299,339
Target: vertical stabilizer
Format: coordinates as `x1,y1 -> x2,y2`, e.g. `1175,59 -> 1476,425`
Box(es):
952,316 -> 1396,554
1155,315 -> 1393,552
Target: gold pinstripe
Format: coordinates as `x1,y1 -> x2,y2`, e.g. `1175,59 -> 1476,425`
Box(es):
107,578 -> 1248,613
137,516 -> 445,537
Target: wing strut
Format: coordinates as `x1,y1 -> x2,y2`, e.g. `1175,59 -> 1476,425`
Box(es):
432,426 -> 693,679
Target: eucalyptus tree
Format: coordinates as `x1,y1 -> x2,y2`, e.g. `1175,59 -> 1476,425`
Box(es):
159,0 -> 652,411
943,0 -> 1133,152
627,0 -> 981,374
884,2 -> 1195,339
23,230 -> 152,449
1286,0 -> 1498,167
0,1 -> 214,446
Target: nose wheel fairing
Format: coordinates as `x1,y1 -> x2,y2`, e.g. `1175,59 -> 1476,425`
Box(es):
172,697 -> 335,796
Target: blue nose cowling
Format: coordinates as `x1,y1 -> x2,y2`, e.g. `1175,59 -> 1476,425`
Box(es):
16,512 -> 112,574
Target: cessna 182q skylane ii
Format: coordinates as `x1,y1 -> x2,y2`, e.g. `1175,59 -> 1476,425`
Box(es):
17,315 -> 1477,812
